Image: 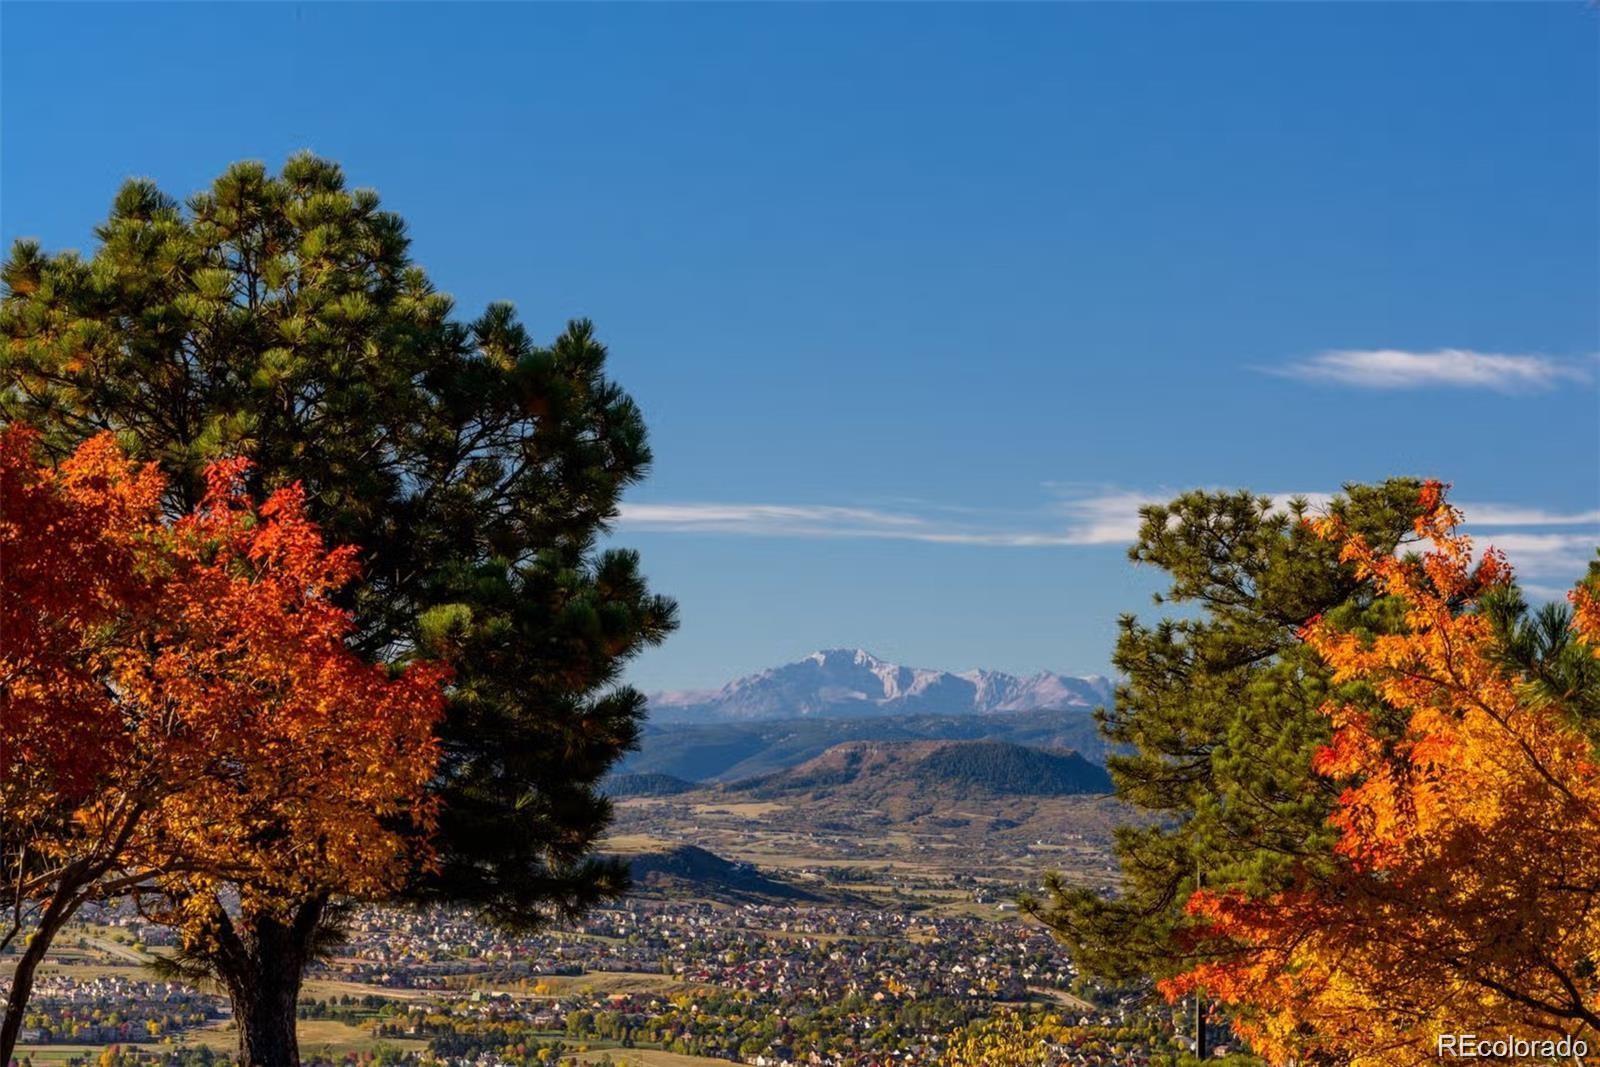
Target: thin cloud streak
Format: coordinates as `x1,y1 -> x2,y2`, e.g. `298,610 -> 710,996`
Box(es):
1476,533 -> 1597,577
615,491 -> 1598,586
1269,348 -> 1589,393
1457,504 -> 1600,527
615,502 -> 1080,546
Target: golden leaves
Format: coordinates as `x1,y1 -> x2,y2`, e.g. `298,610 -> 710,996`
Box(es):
1161,484 -> 1600,1065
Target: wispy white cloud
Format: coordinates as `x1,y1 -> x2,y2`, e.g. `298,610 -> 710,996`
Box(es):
1049,489 -> 1598,583
616,490 -> 1598,591
622,490 -> 1348,548
1474,532 -> 1597,578
618,493 -> 1195,547
618,503 -> 926,533
1045,487 -> 1337,545
1047,489 -> 1156,546
1269,348 -> 1590,393
1456,504 -> 1600,527
615,502 -> 1081,546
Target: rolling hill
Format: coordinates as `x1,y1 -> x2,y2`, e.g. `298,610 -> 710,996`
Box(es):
606,772 -> 699,797
728,739 -> 1112,803
622,845 -> 823,903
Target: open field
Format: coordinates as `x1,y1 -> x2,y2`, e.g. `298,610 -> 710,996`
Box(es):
300,978 -> 439,1003
15,1020 -> 428,1062
567,1051 -> 743,1067
283,1020 -> 427,1057
598,832 -> 674,854
16,1045 -> 167,1065
16,1023 -> 427,1065
687,801 -> 788,818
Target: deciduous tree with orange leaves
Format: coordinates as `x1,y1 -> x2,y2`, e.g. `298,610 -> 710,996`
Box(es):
0,428 -> 446,1065
1160,483 -> 1600,1065
3,158 -> 677,1063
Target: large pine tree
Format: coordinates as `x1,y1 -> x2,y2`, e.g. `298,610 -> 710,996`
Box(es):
1023,483 -> 1423,985
1,155 -> 677,1065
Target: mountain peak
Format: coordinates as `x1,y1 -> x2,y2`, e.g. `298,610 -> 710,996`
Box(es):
807,647 -> 885,667
650,651 -> 1112,724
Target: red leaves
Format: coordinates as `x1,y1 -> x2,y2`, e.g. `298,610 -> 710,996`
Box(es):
1,429 -> 446,930
0,426 -> 164,805
1416,478 -> 1447,518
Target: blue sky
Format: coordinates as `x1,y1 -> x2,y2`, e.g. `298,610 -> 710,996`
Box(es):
4,3 -> 1597,690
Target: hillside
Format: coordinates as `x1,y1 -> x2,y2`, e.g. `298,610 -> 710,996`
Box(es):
619,705 -> 1109,783
648,648 -> 1111,723
606,772 -> 699,797
916,741 -> 1114,796
622,845 -> 823,904
729,739 -> 1111,803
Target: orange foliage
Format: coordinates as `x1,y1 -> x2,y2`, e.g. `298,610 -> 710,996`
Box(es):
0,427 -> 446,934
1574,581 -> 1600,652
1160,482 -> 1600,1065
1,428 -> 165,833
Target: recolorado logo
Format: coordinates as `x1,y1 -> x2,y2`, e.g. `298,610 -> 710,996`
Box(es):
1438,1033 -> 1589,1061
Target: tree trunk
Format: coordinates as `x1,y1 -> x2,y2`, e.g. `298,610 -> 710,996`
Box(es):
228,961 -> 302,1067
210,897 -> 325,1067
0,889 -> 76,1067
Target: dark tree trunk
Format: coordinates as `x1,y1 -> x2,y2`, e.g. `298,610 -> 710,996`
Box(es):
210,897 -> 326,1067
0,888 -> 77,1067
228,962 -> 301,1067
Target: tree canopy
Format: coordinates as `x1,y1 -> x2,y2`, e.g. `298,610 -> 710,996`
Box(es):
1160,486 -> 1600,1064
0,429 -> 445,1065
1023,481 -> 1425,982
1,154 -> 676,1064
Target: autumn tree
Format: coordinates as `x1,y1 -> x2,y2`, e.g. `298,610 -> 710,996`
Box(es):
1158,486 -> 1600,1065
0,429 -> 446,1065
940,1009 -> 1259,1066
1023,482 -> 1426,986
1,428 -> 166,1061
1,154 -> 676,1064
941,1011 -> 1078,1066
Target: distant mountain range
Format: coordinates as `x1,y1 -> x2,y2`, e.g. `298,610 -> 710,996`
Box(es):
618,705 -> 1111,783
648,648 -> 1112,724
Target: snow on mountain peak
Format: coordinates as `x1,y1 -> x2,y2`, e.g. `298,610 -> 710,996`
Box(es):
649,651 -> 1112,723
807,648 -> 885,669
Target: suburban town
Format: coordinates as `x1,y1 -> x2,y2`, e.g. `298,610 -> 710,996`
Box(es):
10,898 -> 1206,1067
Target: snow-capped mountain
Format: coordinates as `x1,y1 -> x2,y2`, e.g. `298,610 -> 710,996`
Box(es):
647,649 -> 1112,723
